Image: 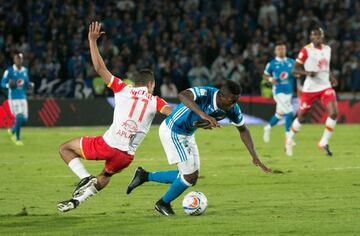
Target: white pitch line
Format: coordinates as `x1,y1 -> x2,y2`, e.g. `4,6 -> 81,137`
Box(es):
329,166 -> 360,170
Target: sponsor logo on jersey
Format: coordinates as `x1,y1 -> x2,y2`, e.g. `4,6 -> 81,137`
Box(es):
279,72 -> 288,80
117,119 -> 138,139
317,58 -> 329,70
16,79 -> 24,87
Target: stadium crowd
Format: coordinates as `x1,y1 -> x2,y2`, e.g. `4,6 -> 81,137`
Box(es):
0,0 -> 359,98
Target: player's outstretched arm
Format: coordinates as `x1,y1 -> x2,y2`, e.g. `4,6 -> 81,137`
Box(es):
88,21 -> 113,85
178,89 -> 219,128
236,124 -> 272,173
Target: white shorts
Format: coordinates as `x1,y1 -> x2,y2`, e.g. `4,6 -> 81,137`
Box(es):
273,93 -> 292,114
159,121 -> 200,175
9,99 -> 28,119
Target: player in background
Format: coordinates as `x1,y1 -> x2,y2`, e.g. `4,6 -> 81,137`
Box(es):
263,43 -> 296,144
1,52 -> 33,146
57,22 -> 172,212
127,81 -> 272,216
286,27 -> 338,157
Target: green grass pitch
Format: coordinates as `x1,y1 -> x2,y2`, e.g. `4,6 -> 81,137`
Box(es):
0,125 -> 360,235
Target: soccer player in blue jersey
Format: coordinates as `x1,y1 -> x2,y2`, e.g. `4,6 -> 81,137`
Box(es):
127,80 -> 272,216
262,43 -> 296,144
1,53 -> 32,146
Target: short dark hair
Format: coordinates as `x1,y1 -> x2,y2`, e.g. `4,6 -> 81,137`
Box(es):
275,41 -> 286,46
134,69 -> 154,86
310,26 -> 324,35
13,51 -> 23,58
220,80 -> 242,96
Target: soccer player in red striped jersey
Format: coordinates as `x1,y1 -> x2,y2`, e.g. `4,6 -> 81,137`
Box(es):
57,22 -> 172,212
286,27 -> 338,157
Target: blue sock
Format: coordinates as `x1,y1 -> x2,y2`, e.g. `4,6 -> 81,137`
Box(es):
162,175 -> 191,204
148,170 -> 179,184
269,114 -> 280,127
14,115 -> 24,141
285,112 -> 293,132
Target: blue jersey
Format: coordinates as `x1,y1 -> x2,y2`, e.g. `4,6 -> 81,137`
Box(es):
1,65 -> 29,100
165,86 -> 245,135
264,57 -> 295,95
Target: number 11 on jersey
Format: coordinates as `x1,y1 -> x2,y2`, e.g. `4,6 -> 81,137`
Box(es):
128,96 -> 149,122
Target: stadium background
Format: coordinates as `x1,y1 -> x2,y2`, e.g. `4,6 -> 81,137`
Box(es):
1,0 -> 360,127
1,1 -> 360,235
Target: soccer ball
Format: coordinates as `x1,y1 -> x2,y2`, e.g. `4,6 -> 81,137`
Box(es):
182,191 -> 208,216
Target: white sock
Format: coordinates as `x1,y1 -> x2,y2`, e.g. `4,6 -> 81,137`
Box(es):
264,124 -> 271,130
68,158 -> 91,179
285,131 -> 290,139
319,117 -> 337,146
288,118 -> 301,140
73,185 -> 98,204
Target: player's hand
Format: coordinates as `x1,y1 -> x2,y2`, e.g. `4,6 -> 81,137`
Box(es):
8,79 -> 15,88
88,21 -> 105,42
307,71 -> 317,77
268,77 -> 277,85
331,77 -> 338,87
296,89 -> 302,98
199,113 -> 219,128
252,158 -> 272,173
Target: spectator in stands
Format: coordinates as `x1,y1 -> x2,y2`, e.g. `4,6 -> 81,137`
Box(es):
225,55 -> 246,85
160,76 -> 178,98
187,59 -> 212,87
0,0 -> 359,99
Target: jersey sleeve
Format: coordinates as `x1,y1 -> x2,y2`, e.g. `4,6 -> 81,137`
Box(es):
24,68 -> 29,88
227,104 -> 245,127
188,86 -> 209,101
107,75 -> 126,93
296,47 -> 308,64
1,69 -> 9,88
156,96 -> 169,113
264,62 -> 273,76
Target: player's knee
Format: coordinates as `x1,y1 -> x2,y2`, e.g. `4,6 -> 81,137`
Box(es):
330,110 -> 338,119
183,171 -> 199,186
59,142 -> 71,158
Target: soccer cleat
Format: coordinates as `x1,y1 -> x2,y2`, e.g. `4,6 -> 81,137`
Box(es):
285,138 -> 294,156
15,140 -> 24,146
57,199 -> 79,212
155,199 -> 175,216
263,126 -> 271,143
11,136 -> 24,146
318,144 -> 333,157
127,167 -> 149,194
72,176 -> 97,198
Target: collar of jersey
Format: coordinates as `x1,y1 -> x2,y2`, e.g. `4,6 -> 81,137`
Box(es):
275,57 -> 287,62
134,86 -> 148,91
311,43 -> 323,50
13,64 -> 25,72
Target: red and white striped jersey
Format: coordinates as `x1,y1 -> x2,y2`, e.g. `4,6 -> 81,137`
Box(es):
296,43 -> 332,92
103,76 -> 168,154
